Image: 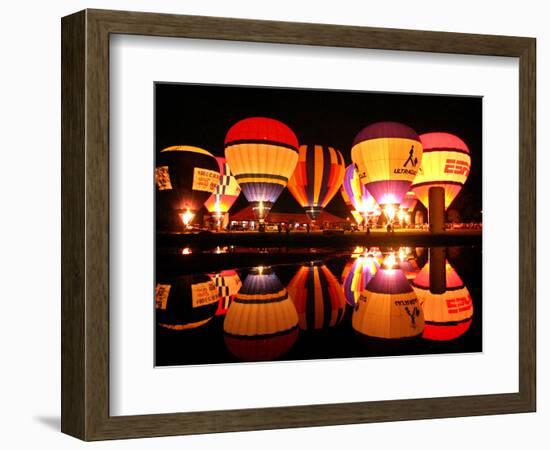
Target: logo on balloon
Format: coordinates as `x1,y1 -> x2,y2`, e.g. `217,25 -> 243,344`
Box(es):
403,145 -> 419,168
444,159 -> 470,176
394,146 -> 419,176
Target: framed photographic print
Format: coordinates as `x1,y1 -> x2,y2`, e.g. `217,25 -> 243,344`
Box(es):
61,9 -> 536,441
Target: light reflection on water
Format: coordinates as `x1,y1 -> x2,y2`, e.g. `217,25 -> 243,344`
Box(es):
155,246 -> 480,366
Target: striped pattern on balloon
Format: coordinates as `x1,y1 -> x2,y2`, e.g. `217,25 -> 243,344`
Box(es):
287,144 -> 346,220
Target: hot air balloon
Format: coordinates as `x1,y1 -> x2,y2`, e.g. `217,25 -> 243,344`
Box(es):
155,145 -> 220,230
223,267 -> 299,361
203,157 -> 241,228
287,145 -> 346,220
287,263 -> 346,330
411,132 -> 471,210
412,260 -> 474,341
351,122 -> 423,220
352,253 -> 424,340
342,164 -> 378,221
342,252 -> 379,306
155,274 -> 219,331
209,269 -> 242,316
224,117 -> 299,222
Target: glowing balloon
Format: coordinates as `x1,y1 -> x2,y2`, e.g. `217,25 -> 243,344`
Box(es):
411,132 -> 471,209
412,260 -> 474,341
224,117 -> 299,221
287,145 -> 346,220
351,122 -> 423,206
287,263 -> 346,330
342,164 -> 378,217
155,274 -> 219,331
223,267 -> 298,361
203,157 -> 241,214
155,145 -> 220,229
352,256 -> 424,339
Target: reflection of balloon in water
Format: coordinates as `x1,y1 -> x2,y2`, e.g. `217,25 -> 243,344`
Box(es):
351,122 -> 423,206
287,145 -> 346,220
412,260 -> 474,341
224,117 -> 299,221
287,263 -> 346,330
352,259 -> 424,339
223,268 -> 298,361
155,274 -> 219,330
203,157 -> 241,215
155,146 -> 220,229
342,253 -> 379,306
342,164 -> 378,216
209,269 -> 242,316
397,248 -> 421,280
411,132 -> 471,210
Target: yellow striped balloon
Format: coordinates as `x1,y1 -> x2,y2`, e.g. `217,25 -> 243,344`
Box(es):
224,117 -> 299,221
351,122 -> 423,206
287,145 -> 346,220
223,267 -> 299,361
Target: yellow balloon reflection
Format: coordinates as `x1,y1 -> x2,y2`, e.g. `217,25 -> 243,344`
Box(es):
352,252 -> 424,340
223,267 -> 299,361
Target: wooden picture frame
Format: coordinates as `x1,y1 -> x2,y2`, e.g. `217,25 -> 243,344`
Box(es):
61,9 -> 536,441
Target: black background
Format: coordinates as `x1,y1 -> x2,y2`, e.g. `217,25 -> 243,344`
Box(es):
155,83 -> 482,220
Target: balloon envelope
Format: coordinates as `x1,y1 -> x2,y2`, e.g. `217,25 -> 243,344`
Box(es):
287,263 -> 346,330
203,157 -> 241,214
224,117 -> 299,221
155,145 -> 220,229
411,132 -> 471,210
223,268 -> 298,361
351,122 -> 423,206
287,145 -> 346,220
352,264 -> 424,339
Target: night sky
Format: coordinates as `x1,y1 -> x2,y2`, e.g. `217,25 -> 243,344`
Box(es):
155,83 -> 482,220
